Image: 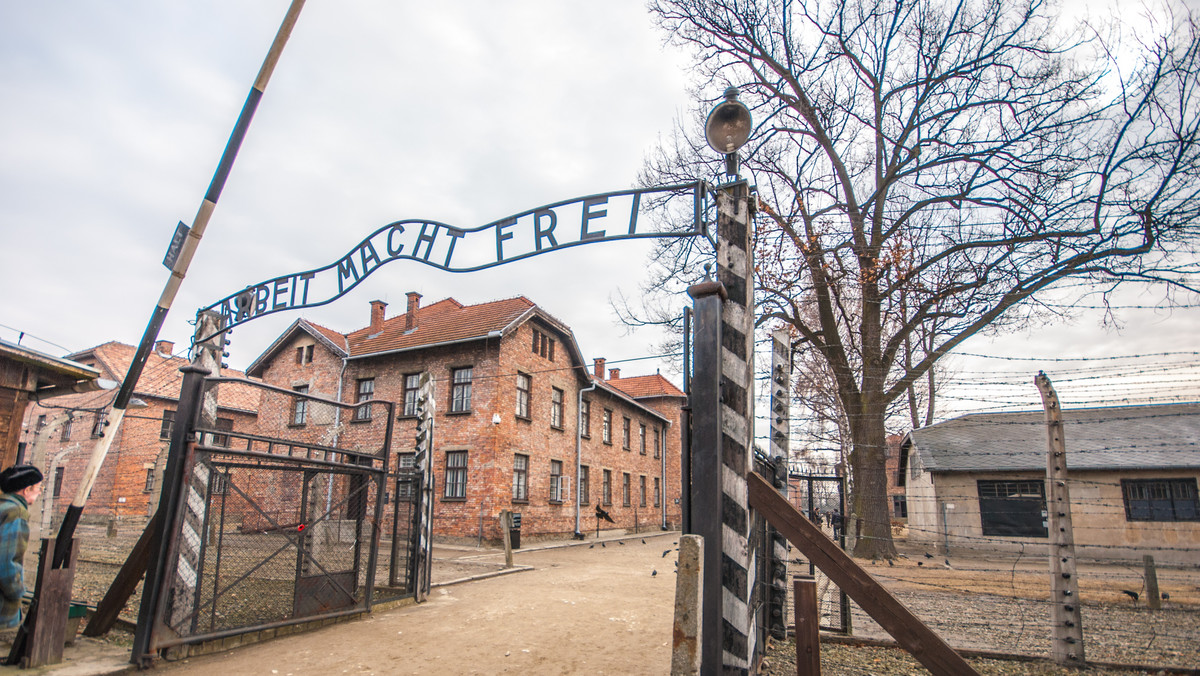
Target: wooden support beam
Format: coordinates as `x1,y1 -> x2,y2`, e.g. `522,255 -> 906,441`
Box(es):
794,576 -> 820,676
747,472 -> 979,676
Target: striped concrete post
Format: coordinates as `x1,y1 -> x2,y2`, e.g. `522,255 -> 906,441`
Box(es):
715,180 -> 756,673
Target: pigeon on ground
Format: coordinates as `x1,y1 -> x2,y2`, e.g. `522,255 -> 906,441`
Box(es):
887,559 -> 894,566
944,559 -> 952,569
651,570 -> 657,577
1162,592 -> 1170,601
601,542 -> 606,548
642,539 -> 646,544
618,541 -> 625,545
589,544 -> 594,549
923,552 -> 933,559
917,561 -> 923,566
663,550 -> 672,558
1121,590 -> 1139,602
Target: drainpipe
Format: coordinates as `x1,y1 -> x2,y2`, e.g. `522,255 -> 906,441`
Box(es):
328,355 -> 349,511
574,380 -> 598,538
660,422 -> 667,530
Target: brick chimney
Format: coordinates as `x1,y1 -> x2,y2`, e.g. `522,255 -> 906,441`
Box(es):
593,358 -> 606,379
154,340 -> 174,357
369,300 -> 387,335
608,368 -> 620,380
405,292 -> 422,332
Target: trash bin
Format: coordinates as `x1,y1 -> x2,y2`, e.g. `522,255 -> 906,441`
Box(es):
510,513 -> 522,549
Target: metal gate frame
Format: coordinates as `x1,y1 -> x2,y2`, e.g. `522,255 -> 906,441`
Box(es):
788,471 -> 851,633
133,370 -> 404,663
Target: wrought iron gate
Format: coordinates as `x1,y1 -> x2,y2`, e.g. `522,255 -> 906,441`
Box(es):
134,372 -> 418,660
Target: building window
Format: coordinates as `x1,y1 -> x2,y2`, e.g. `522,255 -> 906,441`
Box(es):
292,385 -> 309,426
602,410 -> 612,444
622,473 -> 631,507
36,415 -> 46,430
451,367 -> 473,413
53,467 -> 64,498
639,475 -> 647,507
211,470 -> 230,495
551,388 -> 564,429
403,373 -> 421,417
580,400 -> 591,438
1122,478 -> 1199,522
977,480 -> 1047,537
516,373 -> 531,419
144,468 -> 155,493
892,494 -> 908,518
444,451 -> 468,499
212,418 -> 234,448
653,428 -> 661,459
550,460 -> 564,503
397,453 -> 416,499
160,410 -> 175,440
91,410 -> 108,438
639,423 -> 646,455
532,329 -> 555,361
653,477 -> 660,507
578,465 -> 590,505
355,378 -> 375,421
295,344 -> 314,364
602,470 -> 612,506
512,454 -> 529,501
622,417 -> 631,450
60,417 -> 73,442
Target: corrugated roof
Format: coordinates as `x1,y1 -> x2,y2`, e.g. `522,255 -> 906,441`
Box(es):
346,296 -> 534,357
907,402 -> 1200,472
608,374 -> 685,399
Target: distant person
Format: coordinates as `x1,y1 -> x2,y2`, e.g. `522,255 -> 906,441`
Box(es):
831,510 -> 843,540
0,465 -> 44,631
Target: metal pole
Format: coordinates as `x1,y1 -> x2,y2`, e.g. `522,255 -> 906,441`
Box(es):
49,0 -> 307,571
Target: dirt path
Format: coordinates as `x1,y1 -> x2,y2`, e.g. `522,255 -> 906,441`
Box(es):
153,533 -> 680,676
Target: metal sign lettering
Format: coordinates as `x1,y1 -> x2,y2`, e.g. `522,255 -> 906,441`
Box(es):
200,182 -> 704,332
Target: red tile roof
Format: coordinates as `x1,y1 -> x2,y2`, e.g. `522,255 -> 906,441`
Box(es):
346,296 -> 536,357
608,374 -> 685,399
71,341 -> 258,412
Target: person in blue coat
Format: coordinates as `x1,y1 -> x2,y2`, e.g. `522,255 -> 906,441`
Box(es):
0,465 -> 43,631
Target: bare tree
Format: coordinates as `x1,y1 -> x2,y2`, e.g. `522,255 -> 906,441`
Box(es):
635,0 -> 1200,557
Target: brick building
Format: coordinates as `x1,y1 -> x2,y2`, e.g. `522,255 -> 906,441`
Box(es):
20,340 -> 258,524
246,293 -> 686,544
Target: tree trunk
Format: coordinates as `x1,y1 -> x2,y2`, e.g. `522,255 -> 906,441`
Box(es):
848,404 -> 896,559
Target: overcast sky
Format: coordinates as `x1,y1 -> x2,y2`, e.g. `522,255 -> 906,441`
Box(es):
3,1 -> 1197,437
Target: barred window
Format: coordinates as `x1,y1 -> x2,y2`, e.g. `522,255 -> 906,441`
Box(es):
61,416 -> 73,442
91,410 -> 108,438
211,418 -> 234,447
977,479 -> 1047,537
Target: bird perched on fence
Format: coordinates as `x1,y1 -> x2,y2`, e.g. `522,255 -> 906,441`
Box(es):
1121,589 -> 1140,602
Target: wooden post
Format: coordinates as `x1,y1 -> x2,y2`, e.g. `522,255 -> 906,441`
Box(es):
500,510 -> 513,569
794,576 -> 820,676
1144,555 -> 1161,611
1036,372 -> 1085,666
748,472 -> 979,675
671,535 -> 703,676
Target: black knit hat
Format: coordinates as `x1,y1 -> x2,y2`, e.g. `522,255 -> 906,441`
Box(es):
0,465 -> 43,494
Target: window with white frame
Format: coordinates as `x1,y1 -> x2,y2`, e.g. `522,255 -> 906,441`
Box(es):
550,460 -> 564,503
451,367 -> 473,413
444,451 -> 468,499
403,373 -> 421,417
355,378 -> 375,420
512,454 -> 529,501
551,388 -> 564,429
516,373 -> 531,419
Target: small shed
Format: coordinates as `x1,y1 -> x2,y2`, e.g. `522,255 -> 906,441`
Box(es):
900,402 -> 1200,563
